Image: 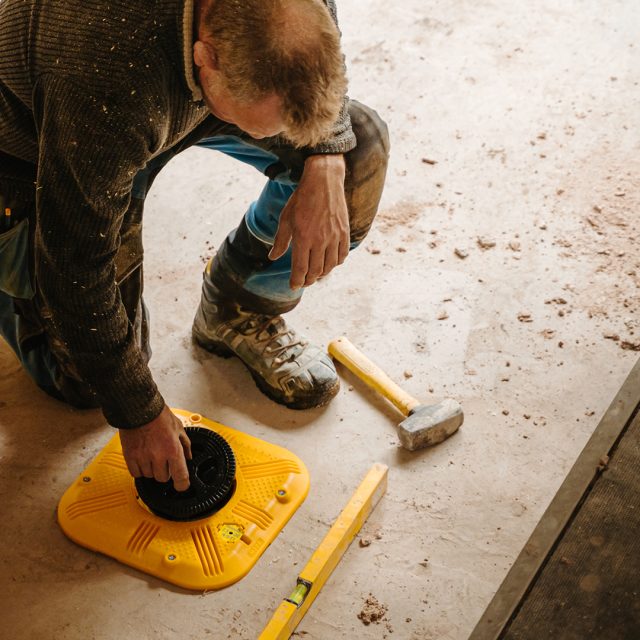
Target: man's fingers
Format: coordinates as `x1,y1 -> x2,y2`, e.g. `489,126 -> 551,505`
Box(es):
290,244 -> 310,290
125,459 -> 142,478
179,430 -> 193,460
119,408 -> 193,491
337,238 -> 349,265
169,454 -> 191,492
304,246 -> 327,286
152,459 -> 170,484
269,219 -> 293,261
140,460 -> 154,478
322,242 -> 340,276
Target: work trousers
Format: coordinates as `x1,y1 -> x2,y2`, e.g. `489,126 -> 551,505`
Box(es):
0,99 -> 389,406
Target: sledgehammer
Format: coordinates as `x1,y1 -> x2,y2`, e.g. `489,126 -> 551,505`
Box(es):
328,336 -> 463,450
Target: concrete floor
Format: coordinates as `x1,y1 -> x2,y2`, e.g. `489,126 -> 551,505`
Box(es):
1,1 -> 639,638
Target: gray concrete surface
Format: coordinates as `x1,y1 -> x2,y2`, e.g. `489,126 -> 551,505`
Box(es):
1,0 -> 639,638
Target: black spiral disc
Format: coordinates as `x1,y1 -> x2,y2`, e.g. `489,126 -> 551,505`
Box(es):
135,426 -> 236,521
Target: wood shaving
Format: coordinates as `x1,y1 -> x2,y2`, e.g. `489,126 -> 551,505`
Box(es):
454,248 -> 468,259
477,237 -> 496,250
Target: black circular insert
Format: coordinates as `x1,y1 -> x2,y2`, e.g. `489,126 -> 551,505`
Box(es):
135,426 -> 236,521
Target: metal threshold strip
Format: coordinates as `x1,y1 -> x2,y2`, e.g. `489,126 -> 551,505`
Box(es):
469,357 -> 640,640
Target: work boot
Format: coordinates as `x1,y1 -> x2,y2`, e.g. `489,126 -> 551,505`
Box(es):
192,280 -> 339,410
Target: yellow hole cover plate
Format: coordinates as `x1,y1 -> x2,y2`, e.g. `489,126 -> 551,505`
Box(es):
58,409 -> 310,591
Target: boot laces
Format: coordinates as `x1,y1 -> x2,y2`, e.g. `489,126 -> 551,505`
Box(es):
233,314 -> 307,364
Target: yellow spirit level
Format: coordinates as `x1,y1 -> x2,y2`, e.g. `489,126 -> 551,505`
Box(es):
260,463 -> 388,639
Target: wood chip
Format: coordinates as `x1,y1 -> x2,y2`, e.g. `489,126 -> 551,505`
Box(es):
421,158 -> 437,165
508,241 -> 521,251
454,248 -> 468,259
586,216 -> 599,227
517,312 -> 533,323
477,237 -> 496,250
437,310 -> 449,321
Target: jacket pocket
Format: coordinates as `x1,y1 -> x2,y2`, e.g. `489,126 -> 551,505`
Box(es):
0,218 -> 35,299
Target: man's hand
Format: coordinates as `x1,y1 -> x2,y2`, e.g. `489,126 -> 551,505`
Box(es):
119,405 -> 193,491
269,154 -> 349,290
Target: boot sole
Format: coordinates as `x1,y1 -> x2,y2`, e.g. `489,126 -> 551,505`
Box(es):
192,328 -> 339,410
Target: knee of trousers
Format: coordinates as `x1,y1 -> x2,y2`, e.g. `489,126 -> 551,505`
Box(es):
344,100 -> 390,244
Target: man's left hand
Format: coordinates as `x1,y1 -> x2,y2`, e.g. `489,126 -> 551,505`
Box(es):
269,154 -> 349,290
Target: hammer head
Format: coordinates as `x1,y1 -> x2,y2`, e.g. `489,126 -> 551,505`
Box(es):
398,398 -> 463,451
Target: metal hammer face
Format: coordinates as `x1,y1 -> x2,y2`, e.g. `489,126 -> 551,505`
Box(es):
398,398 -> 464,451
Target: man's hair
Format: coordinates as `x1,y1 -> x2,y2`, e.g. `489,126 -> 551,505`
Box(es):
203,0 -> 347,147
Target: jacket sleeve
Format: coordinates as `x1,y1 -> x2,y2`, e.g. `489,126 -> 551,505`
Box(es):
307,0 -> 356,154
32,73 -> 165,429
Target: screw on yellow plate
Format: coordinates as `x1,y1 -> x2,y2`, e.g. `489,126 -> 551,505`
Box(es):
259,463 -> 388,640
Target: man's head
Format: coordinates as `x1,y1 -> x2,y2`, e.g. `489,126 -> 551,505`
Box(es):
193,0 -> 347,147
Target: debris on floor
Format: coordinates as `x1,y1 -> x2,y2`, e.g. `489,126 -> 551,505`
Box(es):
477,237 -> 496,250
454,247 -> 469,259
357,594 -> 389,626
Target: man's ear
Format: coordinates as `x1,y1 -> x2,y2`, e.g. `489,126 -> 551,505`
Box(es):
193,40 -> 219,70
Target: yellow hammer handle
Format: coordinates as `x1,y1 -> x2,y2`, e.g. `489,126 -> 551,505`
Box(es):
328,336 -> 420,417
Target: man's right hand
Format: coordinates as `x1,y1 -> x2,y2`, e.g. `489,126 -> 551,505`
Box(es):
119,405 -> 192,491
